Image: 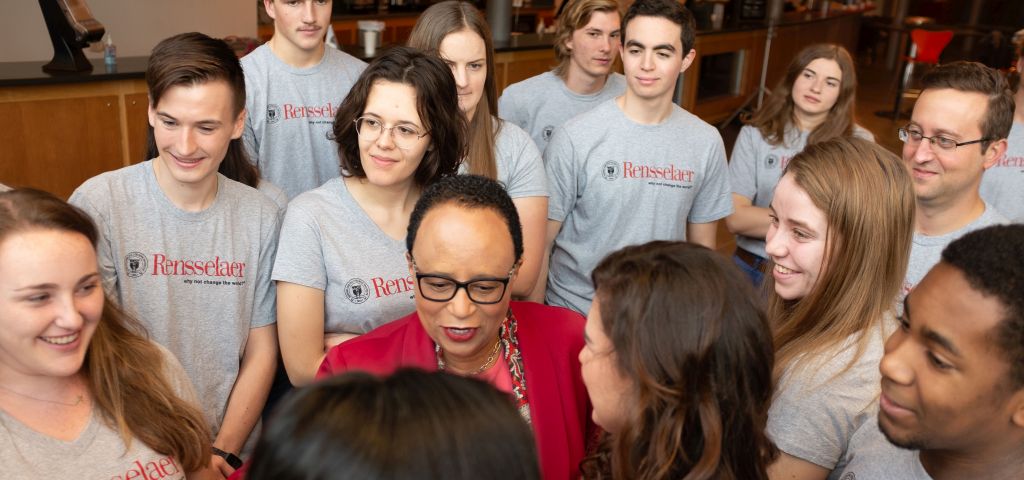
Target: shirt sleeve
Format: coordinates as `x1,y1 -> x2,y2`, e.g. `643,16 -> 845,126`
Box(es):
500,124 -> 548,199
271,198 -> 329,290
498,90 -> 525,130
251,207 -> 280,329
543,126 -> 579,222
688,133 -> 734,223
68,185 -> 119,295
729,126 -> 760,200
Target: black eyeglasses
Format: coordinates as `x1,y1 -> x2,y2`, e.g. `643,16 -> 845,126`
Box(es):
410,257 -> 515,305
898,126 -> 989,152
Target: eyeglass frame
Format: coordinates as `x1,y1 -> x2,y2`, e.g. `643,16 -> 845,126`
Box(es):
353,116 -> 429,149
408,256 -> 517,305
898,126 -> 990,152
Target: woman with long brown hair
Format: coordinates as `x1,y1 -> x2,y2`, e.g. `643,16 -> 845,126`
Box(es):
762,138 -> 914,480
580,241 -> 778,480
408,1 -> 549,299
0,189 -> 212,478
726,44 -> 873,285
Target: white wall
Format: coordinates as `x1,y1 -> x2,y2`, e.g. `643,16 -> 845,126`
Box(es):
0,0 -> 256,62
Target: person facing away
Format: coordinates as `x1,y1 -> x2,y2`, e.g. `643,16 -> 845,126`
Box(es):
726,43 -> 874,286
246,369 -> 540,480
542,0 -> 733,315
407,0 -> 549,300
69,32 -> 281,478
0,189 -> 215,479
899,61 -> 1012,299
242,0 -> 367,199
835,224 -> 1024,480
980,34 -> 1024,222
762,138 -> 915,480
498,0 -> 625,151
579,240 -> 777,480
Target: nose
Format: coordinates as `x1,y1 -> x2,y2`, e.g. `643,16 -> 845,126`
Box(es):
599,35 -> 611,53
640,51 -> 655,71
763,223 -> 786,260
452,65 -> 468,89
176,128 -> 198,156
53,293 -> 86,331
879,329 -> 914,386
446,287 -> 475,319
301,1 -> 316,22
910,136 -> 936,165
375,126 -> 397,149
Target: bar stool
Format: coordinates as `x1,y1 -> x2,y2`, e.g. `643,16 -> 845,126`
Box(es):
890,27 -> 953,118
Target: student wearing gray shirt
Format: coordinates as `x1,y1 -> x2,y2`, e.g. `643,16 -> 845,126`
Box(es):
543,0 -> 732,315
70,33 -> 279,477
242,0 -> 367,199
897,62 -> 1014,298
980,122 -> 1024,222
837,226 -> 1024,480
727,44 -> 870,285
498,0 -> 624,151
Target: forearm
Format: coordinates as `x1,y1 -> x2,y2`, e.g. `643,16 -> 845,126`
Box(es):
510,197 -> 548,298
214,327 -> 277,453
277,282 -> 328,386
725,204 -> 773,239
687,221 -> 719,250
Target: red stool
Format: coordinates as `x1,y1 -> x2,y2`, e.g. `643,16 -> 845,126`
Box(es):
891,28 -> 954,118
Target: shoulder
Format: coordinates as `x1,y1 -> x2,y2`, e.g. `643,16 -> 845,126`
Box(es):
504,71 -> 557,94
220,176 -> 280,219
978,202 -> 1011,226
72,162 -> 148,206
324,47 -> 368,72
320,314 -> 430,376
495,120 -> 533,147
288,177 -> 344,212
603,73 -> 627,91
852,124 -> 876,142
513,302 -> 584,346
240,44 -> 271,71
562,98 -> 618,131
256,179 -> 289,211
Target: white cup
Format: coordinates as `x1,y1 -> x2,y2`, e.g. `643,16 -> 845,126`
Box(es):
363,30 -> 378,57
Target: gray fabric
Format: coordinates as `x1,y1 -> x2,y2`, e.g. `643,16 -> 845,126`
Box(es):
68,160 -> 280,439
767,320 -> 891,477
241,44 -> 367,199
834,403 -> 934,480
272,177 -> 415,335
544,99 -> 733,314
498,71 -> 626,151
729,124 -> 875,258
980,122 -> 1024,222
257,179 -> 289,212
902,203 -> 1008,296
0,346 -> 195,479
458,119 -> 548,199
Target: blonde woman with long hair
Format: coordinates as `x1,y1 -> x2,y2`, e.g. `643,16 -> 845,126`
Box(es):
762,138 -> 915,480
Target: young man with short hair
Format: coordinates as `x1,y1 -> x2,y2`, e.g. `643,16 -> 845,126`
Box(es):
542,0 -> 732,314
242,0 -> 366,199
900,61 -> 1011,296
498,0 -> 624,150
980,41 -> 1024,222
70,33 -> 280,477
835,225 -> 1024,479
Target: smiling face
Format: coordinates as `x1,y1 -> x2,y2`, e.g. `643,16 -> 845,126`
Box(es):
790,57 -> 843,127
265,0 -> 332,58
410,203 -> 517,373
358,80 -> 432,190
565,10 -> 622,82
438,28 -> 487,120
765,174 -> 830,301
579,297 -> 633,433
879,262 -> 1024,452
0,229 -> 103,383
621,15 -> 694,103
149,80 -> 245,192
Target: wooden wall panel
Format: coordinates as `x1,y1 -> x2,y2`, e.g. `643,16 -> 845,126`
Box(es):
126,92 -> 151,164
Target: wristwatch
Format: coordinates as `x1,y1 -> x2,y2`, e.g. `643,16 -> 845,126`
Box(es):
212,446 -> 243,469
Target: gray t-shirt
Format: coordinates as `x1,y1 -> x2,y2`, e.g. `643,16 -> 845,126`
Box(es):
980,122 -> 1024,222
257,178 -> 289,212
498,71 -> 627,151
241,44 -> 367,199
0,345 -> 197,479
833,404 -> 934,480
767,319 -> 891,478
730,124 -> 875,257
458,119 -> 548,199
272,177 -> 415,335
69,160 -> 280,438
545,99 -> 733,314
902,203 -> 1008,297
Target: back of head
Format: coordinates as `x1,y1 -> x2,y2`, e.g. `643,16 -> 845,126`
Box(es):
941,225 -> 1024,389
407,174 -> 523,262
249,369 -> 540,480
769,137 -> 915,376
920,61 -> 1015,150
333,46 -> 467,186
0,188 -> 98,247
553,0 -> 621,77
622,0 -> 695,54
146,32 -> 258,186
585,241 -> 776,480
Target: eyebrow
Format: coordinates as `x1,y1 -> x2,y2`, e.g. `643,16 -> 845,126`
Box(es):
360,111 -> 422,129
767,204 -> 816,232
624,39 -> 676,52
156,111 -> 223,127
906,122 -> 963,139
804,67 -> 841,83
922,326 -> 962,358
14,272 -> 100,292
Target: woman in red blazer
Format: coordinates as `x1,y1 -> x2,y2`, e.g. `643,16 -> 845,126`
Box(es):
318,175 -> 593,480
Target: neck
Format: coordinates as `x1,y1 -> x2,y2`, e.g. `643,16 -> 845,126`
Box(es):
445,335 -> 501,375
344,176 -> 420,212
921,443 -> 1024,480
152,160 -> 218,212
0,368 -> 87,406
564,68 -> 609,95
915,193 -> 986,237
617,91 -> 674,125
1014,93 -> 1024,124
269,35 -> 325,68
792,108 -> 827,131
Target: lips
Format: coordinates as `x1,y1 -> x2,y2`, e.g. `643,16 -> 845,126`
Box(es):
370,154 -> 398,168
635,76 -> 657,86
443,326 -> 478,342
170,153 -> 204,169
774,264 -> 797,275
40,332 -> 79,347
879,391 -> 915,420
911,167 -> 938,180
803,95 -> 820,104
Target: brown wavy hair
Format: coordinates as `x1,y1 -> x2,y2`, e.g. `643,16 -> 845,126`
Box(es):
408,1 -> 499,180
766,138 -> 914,381
0,189 -> 211,472
582,241 -> 777,480
553,0 -> 621,78
749,44 -> 858,147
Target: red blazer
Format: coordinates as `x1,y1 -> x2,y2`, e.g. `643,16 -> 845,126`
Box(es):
318,301 -> 593,480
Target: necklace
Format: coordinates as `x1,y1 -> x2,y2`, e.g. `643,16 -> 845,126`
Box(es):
438,337 -> 503,376
0,384 -> 84,407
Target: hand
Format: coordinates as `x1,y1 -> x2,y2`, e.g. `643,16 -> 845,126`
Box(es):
210,454 -> 234,479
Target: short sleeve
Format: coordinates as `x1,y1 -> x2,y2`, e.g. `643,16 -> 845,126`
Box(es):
69,184 -> 119,295
498,90 -> 525,130
497,123 -> 548,199
272,198 -> 329,290
543,126 -> 579,222
729,126 -> 760,200
251,207 -> 280,328
688,134 -> 734,223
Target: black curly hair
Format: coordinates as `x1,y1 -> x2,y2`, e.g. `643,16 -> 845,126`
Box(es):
406,175 -> 523,262
942,224 -> 1024,387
